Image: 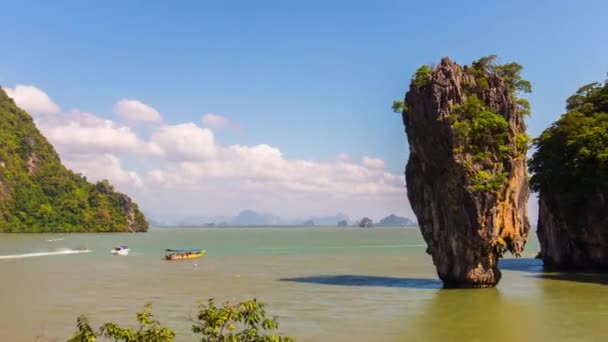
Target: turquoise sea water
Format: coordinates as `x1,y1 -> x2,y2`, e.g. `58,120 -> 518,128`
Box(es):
0,227 -> 607,341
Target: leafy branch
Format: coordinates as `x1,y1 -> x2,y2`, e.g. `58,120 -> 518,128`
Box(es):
68,299 -> 294,342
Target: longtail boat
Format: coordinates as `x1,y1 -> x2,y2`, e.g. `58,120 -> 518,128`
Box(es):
164,248 -> 205,261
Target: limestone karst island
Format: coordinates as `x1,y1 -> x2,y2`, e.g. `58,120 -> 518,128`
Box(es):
397,55 -> 531,288
530,79 -> 608,270
1,2 -> 607,341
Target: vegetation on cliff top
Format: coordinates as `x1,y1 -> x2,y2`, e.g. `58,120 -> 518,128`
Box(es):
446,55 -> 531,194
392,65 -> 433,114
463,56 -> 530,193
69,299 -> 294,342
0,88 -> 148,232
529,78 -> 608,202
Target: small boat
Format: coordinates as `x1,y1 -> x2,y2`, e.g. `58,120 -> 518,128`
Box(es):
164,248 -> 205,261
111,246 -> 130,256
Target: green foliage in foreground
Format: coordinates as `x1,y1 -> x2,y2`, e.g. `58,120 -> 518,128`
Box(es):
0,88 -> 148,232
69,299 -> 295,342
69,303 -> 174,342
529,78 -> 608,202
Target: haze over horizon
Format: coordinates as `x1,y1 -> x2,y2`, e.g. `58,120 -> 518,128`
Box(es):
1,0 -> 607,222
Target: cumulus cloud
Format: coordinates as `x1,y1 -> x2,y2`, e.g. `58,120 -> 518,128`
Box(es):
361,156 -> 385,169
5,84 -> 409,219
150,123 -> 216,161
144,141 -> 403,199
145,169 -> 195,189
36,110 -> 163,157
63,153 -> 143,189
114,99 -> 162,123
3,85 -> 60,115
201,113 -> 231,128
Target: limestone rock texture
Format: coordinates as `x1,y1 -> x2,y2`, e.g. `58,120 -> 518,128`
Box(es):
537,192 -> 608,270
401,57 -> 530,288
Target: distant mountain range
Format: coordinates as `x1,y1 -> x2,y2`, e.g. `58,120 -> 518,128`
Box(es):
150,211 -> 416,227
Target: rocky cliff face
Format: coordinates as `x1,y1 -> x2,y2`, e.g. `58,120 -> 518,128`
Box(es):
401,57 -> 531,288
530,80 -> 608,270
537,192 -> 608,269
0,88 -> 148,232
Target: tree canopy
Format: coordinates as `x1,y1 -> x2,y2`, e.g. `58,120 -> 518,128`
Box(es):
470,54 -> 532,94
529,79 -> 608,198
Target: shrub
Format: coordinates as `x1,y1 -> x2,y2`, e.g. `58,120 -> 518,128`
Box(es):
411,65 -> 433,89
68,300 -> 294,342
391,100 -> 408,113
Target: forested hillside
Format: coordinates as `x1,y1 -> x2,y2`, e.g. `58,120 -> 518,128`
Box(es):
0,88 -> 147,232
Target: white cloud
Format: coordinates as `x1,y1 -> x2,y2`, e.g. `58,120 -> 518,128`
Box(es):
63,153 -> 143,189
114,99 -> 162,123
337,153 -> 351,162
36,110 -> 162,157
145,169 -> 194,189
150,123 -> 216,161
201,113 -> 231,128
361,156 -> 385,169
145,141 -> 403,199
3,85 -> 60,115
6,83 -> 411,220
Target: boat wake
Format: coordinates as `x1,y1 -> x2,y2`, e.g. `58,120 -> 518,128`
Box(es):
0,249 -> 92,259
47,238 -> 65,242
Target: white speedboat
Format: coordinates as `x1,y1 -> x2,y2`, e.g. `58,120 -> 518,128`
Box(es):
111,246 -> 130,256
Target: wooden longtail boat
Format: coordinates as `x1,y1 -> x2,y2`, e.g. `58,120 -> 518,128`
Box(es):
164,248 -> 205,261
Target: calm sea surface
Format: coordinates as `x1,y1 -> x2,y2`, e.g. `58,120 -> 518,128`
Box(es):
1,227 -> 607,341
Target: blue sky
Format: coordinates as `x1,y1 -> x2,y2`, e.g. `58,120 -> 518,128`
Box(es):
1,0 -> 607,221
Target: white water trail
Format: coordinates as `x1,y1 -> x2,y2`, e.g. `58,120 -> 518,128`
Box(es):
47,238 -> 65,242
0,249 -> 91,259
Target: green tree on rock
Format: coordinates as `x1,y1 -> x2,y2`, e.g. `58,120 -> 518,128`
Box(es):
529,79 -> 608,198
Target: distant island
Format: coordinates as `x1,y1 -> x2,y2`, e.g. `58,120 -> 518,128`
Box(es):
375,214 -> 417,227
355,214 -> 417,228
0,88 -> 148,232
151,210 -> 417,228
